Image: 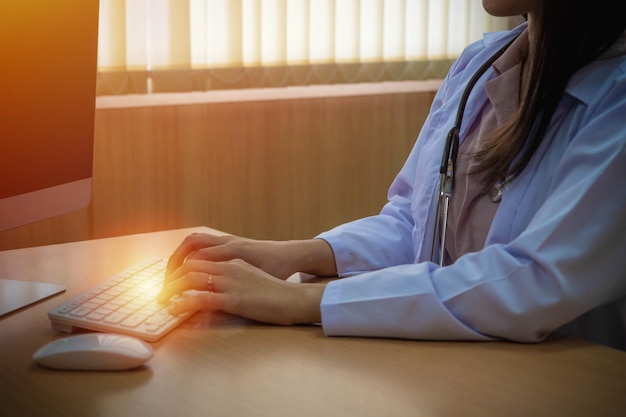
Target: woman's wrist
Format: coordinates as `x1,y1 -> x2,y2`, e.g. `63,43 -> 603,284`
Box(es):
289,282 -> 326,324
285,238 -> 337,277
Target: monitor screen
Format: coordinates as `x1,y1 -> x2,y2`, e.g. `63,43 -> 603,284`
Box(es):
0,1 -> 99,231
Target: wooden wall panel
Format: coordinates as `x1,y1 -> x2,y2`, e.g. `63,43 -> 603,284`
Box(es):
0,91 -> 434,250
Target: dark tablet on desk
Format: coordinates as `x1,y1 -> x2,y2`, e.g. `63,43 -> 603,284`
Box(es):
0,279 -> 65,317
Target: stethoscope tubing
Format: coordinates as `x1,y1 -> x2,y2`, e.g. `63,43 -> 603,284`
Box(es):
430,35 -> 520,266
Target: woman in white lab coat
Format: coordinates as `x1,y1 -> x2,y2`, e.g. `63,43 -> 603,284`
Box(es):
158,0 -> 626,350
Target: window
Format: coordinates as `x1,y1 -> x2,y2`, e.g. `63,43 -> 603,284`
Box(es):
96,0 -> 508,95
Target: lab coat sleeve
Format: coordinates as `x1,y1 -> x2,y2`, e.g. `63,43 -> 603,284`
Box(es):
320,61 -> 626,343
314,156 -> 418,276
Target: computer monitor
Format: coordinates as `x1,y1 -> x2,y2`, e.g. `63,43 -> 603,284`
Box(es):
0,1 -> 99,231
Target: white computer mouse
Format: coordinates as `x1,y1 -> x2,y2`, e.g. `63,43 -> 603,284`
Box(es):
33,333 -> 154,371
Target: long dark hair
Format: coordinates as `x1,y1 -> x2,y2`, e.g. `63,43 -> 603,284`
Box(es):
472,1 -> 626,191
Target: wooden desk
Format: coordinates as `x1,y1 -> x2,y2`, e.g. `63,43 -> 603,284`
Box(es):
1,227 -> 625,417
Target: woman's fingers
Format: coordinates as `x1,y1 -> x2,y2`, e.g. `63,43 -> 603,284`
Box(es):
157,259 -> 222,304
168,292 -> 227,315
165,233 -> 227,277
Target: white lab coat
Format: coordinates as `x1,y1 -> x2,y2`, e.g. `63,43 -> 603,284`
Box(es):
317,23 -> 626,350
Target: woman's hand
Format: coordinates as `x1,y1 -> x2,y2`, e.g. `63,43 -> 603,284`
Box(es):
164,233 -> 298,280
163,233 -> 337,284
157,258 -> 325,325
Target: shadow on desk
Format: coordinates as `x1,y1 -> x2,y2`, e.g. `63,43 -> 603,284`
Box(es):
24,361 -> 154,416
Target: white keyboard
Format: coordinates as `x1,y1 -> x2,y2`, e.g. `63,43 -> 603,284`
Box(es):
48,257 -> 195,342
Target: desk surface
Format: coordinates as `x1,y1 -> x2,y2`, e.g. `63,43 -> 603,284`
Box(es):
1,226 -> 625,417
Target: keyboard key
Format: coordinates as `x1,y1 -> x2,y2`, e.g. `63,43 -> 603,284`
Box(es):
87,312 -> 107,321
70,307 -> 92,317
104,312 -> 128,324
121,313 -> 150,328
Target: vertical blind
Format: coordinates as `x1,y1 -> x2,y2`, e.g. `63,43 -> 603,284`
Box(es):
96,0 -> 508,95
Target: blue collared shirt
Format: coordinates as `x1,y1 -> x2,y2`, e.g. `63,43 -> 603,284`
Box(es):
317,23 -> 626,349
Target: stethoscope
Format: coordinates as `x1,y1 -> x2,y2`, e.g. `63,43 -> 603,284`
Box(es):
430,36 -> 519,267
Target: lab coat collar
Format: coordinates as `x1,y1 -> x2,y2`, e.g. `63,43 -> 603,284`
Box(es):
565,52 -> 626,106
